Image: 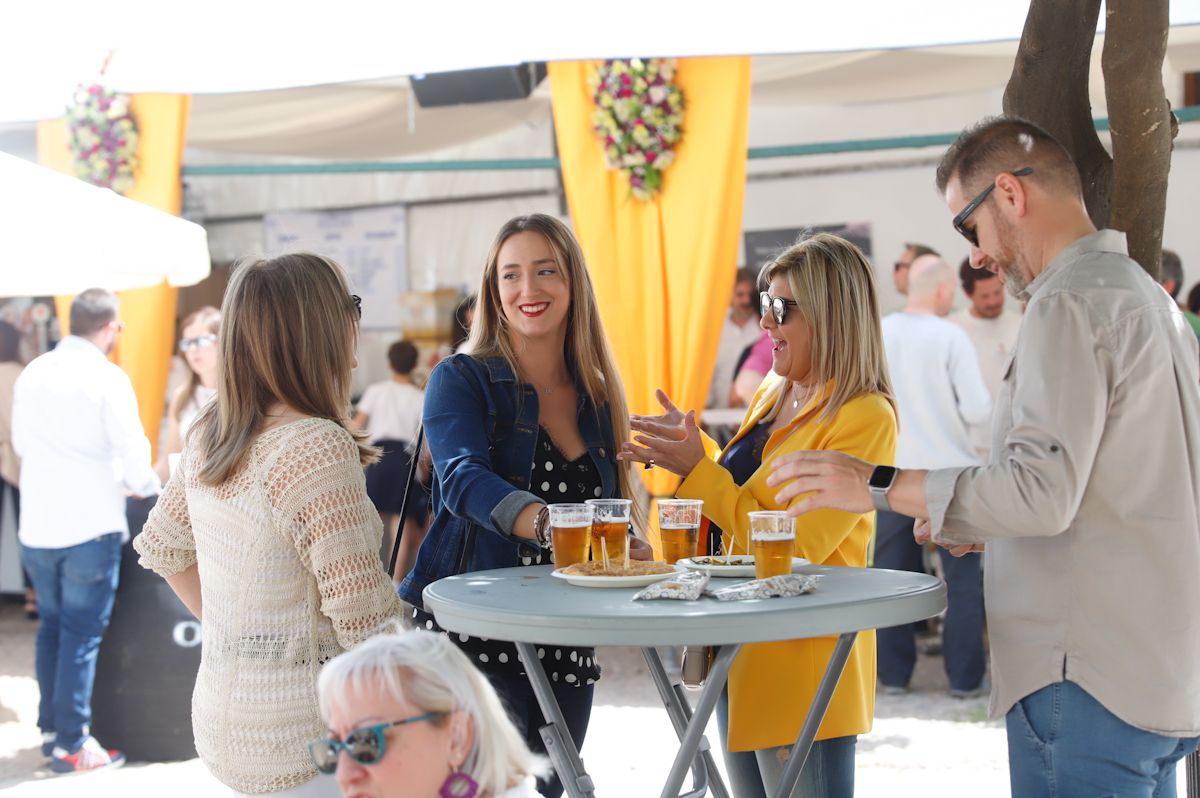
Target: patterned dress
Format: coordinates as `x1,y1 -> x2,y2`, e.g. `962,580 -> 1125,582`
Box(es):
412,425 -> 602,686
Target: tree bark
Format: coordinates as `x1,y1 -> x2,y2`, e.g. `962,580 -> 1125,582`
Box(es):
1002,0 -> 1113,229
1102,0 -> 1175,279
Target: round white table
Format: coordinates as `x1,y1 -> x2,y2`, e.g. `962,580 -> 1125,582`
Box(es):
425,563 -> 945,798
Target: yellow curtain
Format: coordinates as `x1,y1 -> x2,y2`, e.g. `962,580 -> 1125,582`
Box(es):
37,95 -> 192,459
549,58 -> 751,552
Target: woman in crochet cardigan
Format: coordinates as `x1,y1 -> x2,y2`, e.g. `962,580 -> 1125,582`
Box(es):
135,253 -> 403,797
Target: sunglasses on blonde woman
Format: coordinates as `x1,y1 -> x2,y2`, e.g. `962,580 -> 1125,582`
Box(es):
760,291 -> 799,325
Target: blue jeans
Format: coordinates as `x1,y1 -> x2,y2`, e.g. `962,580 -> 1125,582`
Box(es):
874,511 -> 985,691
717,688 -> 856,798
1008,681 -> 1200,798
20,533 -> 122,753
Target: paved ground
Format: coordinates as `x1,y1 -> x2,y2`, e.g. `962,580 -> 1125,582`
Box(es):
0,599 -> 1177,796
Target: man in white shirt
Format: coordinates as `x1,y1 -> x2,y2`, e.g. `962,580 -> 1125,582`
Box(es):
949,259 -> 1022,461
877,255 -> 990,698
14,288 -> 160,774
707,268 -> 762,409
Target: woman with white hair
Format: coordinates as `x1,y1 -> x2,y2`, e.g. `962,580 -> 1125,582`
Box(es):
312,629 -> 545,798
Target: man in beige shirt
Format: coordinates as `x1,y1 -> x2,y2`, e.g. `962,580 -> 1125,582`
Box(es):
769,117 -> 1200,796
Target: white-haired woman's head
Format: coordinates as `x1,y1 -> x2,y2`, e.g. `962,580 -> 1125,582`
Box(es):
313,628 -> 544,798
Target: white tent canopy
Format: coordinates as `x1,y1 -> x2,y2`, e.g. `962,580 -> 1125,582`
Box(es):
0,152 -> 211,296
6,0 -> 1200,123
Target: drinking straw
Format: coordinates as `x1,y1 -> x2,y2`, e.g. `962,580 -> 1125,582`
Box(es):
600,537 -> 610,570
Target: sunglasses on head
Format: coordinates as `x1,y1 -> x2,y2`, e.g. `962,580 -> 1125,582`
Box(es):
307,711 -> 442,775
760,291 -> 800,325
178,333 -> 217,354
952,167 -> 1034,247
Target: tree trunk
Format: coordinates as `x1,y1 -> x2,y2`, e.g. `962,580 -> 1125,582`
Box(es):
1102,0 -> 1175,280
1003,0 -> 1113,229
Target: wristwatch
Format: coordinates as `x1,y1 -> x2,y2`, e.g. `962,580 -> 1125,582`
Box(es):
868,465 -> 899,513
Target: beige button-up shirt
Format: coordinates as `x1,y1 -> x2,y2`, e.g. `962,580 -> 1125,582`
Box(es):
926,230 -> 1200,736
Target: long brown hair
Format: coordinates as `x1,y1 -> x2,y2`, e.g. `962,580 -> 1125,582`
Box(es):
762,234 -> 895,422
190,253 -> 375,486
465,215 -> 646,530
170,306 -> 221,424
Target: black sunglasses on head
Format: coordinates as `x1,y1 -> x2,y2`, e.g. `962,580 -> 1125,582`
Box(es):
760,291 -> 799,325
952,167 -> 1034,247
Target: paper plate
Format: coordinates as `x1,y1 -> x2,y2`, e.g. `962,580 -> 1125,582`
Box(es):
677,555 -> 810,578
550,568 -> 680,589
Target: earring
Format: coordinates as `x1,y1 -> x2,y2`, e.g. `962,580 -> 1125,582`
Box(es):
439,767 -> 479,798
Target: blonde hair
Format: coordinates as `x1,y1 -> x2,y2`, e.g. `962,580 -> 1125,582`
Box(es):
170,306 -> 221,424
465,214 -> 646,531
190,253 -> 376,485
762,233 -> 895,421
317,629 -> 545,795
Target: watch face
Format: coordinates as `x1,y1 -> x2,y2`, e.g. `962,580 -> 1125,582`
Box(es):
868,466 -> 898,489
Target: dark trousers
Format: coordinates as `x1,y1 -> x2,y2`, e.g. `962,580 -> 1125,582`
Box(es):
874,511 -> 985,692
486,668 -> 594,798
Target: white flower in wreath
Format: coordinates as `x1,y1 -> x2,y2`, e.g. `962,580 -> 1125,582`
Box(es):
648,85 -> 667,105
107,96 -> 129,118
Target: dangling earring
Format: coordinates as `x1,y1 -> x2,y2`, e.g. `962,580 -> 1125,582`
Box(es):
440,767 -> 479,798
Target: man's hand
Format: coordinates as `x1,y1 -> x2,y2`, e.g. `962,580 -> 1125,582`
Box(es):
914,519 -> 983,557
766,450 -> 876,516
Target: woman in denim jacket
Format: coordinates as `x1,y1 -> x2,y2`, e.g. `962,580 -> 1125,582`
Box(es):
399,214 -> 648,798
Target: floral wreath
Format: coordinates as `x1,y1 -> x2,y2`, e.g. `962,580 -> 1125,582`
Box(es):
67,83 -> 138,194
589,58 -> 684,201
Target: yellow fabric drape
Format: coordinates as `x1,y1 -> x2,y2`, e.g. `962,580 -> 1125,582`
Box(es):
37,95 -> 192,459
549,58 -> 752,552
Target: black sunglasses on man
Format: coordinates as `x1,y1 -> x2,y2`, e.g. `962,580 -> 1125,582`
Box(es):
952,167 -> 1034,247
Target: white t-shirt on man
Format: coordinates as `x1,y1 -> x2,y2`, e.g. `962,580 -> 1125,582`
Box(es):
356,381 -> 424,443
949,308 -> 1023,460
882,312 -> 992,470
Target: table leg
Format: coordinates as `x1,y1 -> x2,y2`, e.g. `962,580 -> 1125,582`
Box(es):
772,632 -> 858,798
659,644 -> 741,798
642,648 -> 731,798
514,642 -> 596,798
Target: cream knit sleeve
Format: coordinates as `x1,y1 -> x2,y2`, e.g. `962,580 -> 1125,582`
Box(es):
268,423 -> 402,649
134,449 -> 197,578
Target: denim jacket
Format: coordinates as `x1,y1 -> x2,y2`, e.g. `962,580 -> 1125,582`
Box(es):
398,353 -> 621,608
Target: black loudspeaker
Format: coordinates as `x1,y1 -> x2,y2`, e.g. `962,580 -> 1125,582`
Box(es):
91,496 -> 200,762
410,63 -> 547,108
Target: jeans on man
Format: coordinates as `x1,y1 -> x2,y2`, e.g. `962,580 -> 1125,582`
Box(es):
1008,680 -> 1200,798
19,533 -> 122,753
874,510 -> 985,692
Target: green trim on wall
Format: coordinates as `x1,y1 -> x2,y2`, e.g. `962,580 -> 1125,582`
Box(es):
182,105 -> 1200,177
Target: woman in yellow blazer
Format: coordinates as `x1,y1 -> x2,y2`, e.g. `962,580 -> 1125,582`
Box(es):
619,233 -> 896,798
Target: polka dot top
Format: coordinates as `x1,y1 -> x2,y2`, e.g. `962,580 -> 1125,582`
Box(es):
412,425 -> 602,687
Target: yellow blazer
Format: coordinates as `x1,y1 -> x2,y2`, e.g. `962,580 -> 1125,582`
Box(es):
677,374 -> 897,751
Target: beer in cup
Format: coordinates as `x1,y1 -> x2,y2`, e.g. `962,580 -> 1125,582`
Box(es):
585,498 -> 632,566
749,510 -> 795,580
548,503 -> 593,568
659,499 -> 703,564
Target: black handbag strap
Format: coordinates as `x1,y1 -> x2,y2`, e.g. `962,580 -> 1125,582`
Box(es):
387,425 -> 424,578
